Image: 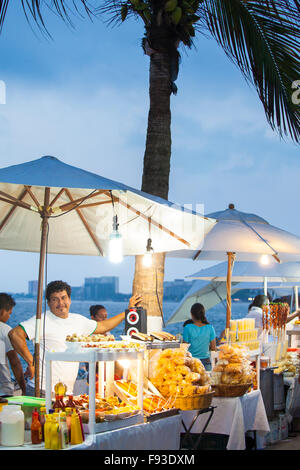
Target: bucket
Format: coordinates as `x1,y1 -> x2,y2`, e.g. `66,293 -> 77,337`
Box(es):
260,368 -> 274,419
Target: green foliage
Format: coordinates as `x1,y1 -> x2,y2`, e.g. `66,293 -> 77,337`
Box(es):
121,3 -> 128,21
0,0 -> 299,142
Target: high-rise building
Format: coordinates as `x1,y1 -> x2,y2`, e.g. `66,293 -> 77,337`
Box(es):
84,277 -> 119,300
163,279 -> 195,301
28,280 -> 38,297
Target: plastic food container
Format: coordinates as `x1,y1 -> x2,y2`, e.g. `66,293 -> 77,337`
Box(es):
0,404 -> 24,446
6,396 -> 45,430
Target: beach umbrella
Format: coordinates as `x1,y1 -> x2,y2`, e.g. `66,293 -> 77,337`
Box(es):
166,279 -> 241,326
187,260 -> 300,295
0,155 -> 216,395
169,204 -> 300,329
166,278 -> 298,326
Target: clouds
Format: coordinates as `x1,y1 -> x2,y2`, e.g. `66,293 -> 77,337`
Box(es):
0,13 -> 299,294
0,79 -> 147,187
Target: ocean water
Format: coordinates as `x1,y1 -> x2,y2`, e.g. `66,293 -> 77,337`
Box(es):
7,298 -> 250,353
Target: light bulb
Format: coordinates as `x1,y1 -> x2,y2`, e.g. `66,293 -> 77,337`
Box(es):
143,238 -> 154,267
118,359 -> 130,369
108,231 -> 123,263
260,254 -> 269,265
143,251 -> 153,267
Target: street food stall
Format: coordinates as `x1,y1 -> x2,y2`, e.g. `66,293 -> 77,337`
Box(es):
1,319 -> 299,450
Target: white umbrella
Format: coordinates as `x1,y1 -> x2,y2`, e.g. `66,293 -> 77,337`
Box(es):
166,279 -> 298,326
169,204 -> 300,328
0,155 -> 216,395
187,260 -> 300,294
166,279 -> 241,326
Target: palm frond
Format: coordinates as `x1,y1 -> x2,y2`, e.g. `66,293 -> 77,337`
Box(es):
201,0 -> 300,142
0,0 -> 96,35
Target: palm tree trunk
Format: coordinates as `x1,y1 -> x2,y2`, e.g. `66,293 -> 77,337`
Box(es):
133,49 -> 172,331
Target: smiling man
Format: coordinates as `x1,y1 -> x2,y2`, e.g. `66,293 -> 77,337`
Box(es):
8,280 -> 142,396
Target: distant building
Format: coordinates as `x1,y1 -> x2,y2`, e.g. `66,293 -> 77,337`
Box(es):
84,277 -> 119,300
71,286 -> 84,300
28,280 -> 38,297
163,279 -> 195,301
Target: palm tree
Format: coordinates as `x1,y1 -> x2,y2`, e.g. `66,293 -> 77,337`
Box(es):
1,1 -> 300,328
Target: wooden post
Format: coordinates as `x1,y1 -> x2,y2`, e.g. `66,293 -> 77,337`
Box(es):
34,187 -> 50,397
226,252 -> 236,330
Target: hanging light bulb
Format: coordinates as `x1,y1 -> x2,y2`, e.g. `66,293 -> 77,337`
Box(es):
108,215 -> 123,263
260,254 -> 269,265
143,238 -> 153,268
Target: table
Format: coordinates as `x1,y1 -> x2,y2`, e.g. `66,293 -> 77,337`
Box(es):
181,390 -> 270,450
0,415 -> 182,451
180,406 -> 216,450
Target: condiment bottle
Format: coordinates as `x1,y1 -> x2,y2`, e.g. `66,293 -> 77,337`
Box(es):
59,412 -> 69,449
0,397 -> 8,412
54,381 -> 67,397
65,395 -> 76,409
50,414 -> 61,450
39,406 -> 46,441
77,410 -> 84,442
65,407 -> 72,441
0,405 -> 24,447
70,409 -> 83,445
31,408 -> 42,444
53,395 -> 65,411
44,414 -> 52,449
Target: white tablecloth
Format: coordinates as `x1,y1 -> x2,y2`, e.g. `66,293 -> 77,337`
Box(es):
181,390 -> 270,450
0,415 -> 181,451
70,414 -> 181,450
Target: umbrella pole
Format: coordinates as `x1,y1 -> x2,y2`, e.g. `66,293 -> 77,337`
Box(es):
226,252 -> 235,331
34,188 -> 50,397
295,286 -> 299,311
264,277 -> 268,296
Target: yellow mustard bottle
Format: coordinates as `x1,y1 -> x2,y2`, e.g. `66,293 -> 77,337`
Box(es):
44,415 -> 52,449
50,415 -> 61,450
70,410 -> 83,445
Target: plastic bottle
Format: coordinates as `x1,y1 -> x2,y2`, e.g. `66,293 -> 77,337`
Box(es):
70,410 -> 83,445
65,395 -> 76,409
0,397 -> 8,412
54,381 -> 67,397
31,408 -> 42,444
53,395 -> 64,411
77,410 -> 84,442
44,414 -> 52,449
0,405 -> 25,446
39,406 -> 46,441
65,408 -> 72,441
50,414 -> 61,450
59,412 -> 69,449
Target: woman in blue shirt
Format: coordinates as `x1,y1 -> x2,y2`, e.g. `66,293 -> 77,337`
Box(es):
183,303 -> 216,371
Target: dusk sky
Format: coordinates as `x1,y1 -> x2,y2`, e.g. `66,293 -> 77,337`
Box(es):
0,2 -> 299,294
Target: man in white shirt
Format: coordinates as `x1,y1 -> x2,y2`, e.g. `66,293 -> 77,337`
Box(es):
0,293 -> 26,397
8,280 -> 142,396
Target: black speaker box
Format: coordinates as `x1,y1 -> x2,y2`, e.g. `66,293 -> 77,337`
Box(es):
125,307 -> 147,336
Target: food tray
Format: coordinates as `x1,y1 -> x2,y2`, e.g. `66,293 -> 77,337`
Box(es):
82,411 -> 144,434
212,383 -> 252,397
120,336 -> 180,350
172,392 -> 215,410
145,408 -> 180,422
